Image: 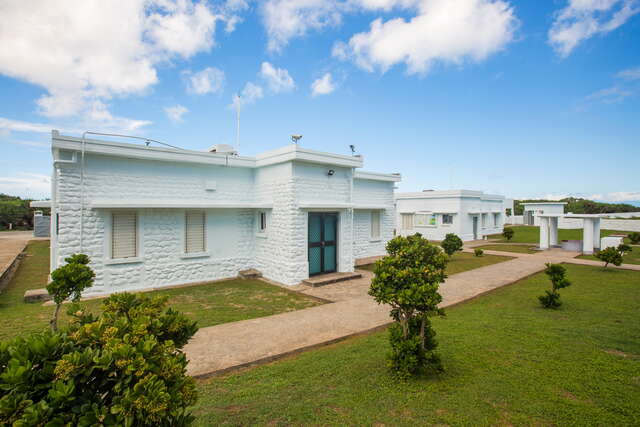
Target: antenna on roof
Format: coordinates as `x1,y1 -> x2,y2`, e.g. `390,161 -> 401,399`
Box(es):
234,93 -> 241,153
349,144 -> 356,155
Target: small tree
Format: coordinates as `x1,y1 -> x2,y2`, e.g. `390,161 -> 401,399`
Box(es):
474,248 -> 484,257
46,254 -> 95,331
538,263 -> 571,308
502,227 -> 514,241
0,293 -> 199,425
617,243 -> 632,255
629,232 -> 640,244
369,234 -> 448,378
596,246 -> 623,268
441,233 -> 463,256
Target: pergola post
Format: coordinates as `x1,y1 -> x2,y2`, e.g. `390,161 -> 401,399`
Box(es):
583,218 -> 595,254
593,218 -> 601,250
539,216 -> 549,250
549,217 -> 559,247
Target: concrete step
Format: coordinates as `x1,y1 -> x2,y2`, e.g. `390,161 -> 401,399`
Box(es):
24,288 -> 51,303
302,272 -> 362,287
238,268 -> 262,280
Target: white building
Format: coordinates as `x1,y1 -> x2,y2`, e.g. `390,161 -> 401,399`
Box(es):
521,202 -> 566,226
48,131 -> 400,295
395,190 -> 512,241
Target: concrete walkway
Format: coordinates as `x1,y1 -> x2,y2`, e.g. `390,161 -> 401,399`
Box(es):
185,248 -> 630,377
0,232 -> 46,287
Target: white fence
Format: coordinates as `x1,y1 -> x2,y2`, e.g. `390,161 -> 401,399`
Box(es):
506,214 -> 640,232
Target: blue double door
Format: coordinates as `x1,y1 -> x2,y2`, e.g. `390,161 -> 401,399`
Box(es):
308,213 -> 338,276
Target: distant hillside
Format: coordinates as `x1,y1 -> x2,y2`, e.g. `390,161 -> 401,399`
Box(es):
514,197 -> 640,215
0,194 -> 50,230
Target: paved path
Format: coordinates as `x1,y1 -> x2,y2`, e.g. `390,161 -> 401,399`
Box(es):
185,246 -> 640,377
0,232 -> 45,284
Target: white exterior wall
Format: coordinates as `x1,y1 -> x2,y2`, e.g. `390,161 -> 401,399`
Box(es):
352,178 -> 396,259
396,191 -> 507,242
522,203 -> 565,226
51,134 -> 400,293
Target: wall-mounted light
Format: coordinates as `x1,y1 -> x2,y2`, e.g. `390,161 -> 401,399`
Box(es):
327,169 -> 335,176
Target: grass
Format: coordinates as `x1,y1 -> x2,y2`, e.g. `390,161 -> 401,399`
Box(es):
358,251 -> 513,276
194,264 -> 640,425
488,225 -> 633,244
577,246 -> 640,265
474,244 -> 538,254
0,241 -> 321,341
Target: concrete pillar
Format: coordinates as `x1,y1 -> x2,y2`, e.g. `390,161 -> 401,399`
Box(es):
593,218 -> 601,250
539,217 -> 549,250
549,217 -> 558,246
583,218 -> 594,254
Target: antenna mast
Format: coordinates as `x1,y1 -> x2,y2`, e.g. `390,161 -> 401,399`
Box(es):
235,94 -> 241,152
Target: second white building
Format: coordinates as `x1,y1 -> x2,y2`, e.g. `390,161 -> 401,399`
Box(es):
395,190 -> 512,241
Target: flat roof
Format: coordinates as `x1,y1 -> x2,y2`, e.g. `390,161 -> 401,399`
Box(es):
395,189 -> 505,201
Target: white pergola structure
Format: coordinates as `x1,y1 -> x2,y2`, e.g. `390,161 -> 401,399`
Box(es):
538,214 -> 602,254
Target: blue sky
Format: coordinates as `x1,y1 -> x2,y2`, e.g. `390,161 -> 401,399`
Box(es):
0,0 -> 639,203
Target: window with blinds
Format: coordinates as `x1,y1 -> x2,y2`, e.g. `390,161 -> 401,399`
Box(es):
185,211 -> 206,254
401,213 -> 414,230
112,212 -> 137,259
371,211 -> 381,239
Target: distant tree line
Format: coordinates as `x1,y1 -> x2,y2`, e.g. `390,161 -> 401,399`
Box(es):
0,194 -> 50,230
513,197 -> 640,216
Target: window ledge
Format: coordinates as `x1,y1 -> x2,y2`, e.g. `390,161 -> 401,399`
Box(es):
369,238 -> 382,243
256,232 -> 268,239
181,252 -> 210,259
105,257 -> 142,265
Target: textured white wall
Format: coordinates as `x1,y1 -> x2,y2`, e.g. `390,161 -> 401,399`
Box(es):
54,153 -> 396,293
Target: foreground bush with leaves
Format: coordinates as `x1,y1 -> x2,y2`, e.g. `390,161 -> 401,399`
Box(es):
369,233 -> 447,378
0,293 -> 199,426
441,233 -> 463,256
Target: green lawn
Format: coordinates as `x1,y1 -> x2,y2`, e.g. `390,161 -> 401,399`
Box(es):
577,246 -> 640,265
474,244 -> 538,254
358,251 -> 513,276
0,241 -> 322,341
194,264 -> 640,425
489,225 -> 632,244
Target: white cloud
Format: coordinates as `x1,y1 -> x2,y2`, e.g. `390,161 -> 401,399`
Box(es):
333,0 -> 518,74
311,73 -> 336,96
230,82 -> 264,109
586,85 -> 633,103
0,0 -> 238,131
164,105 -> 189,123
617,66 -> 640,80
261,0 -> 345,52
185,67 -> 225,95
0,117 -> 84,135
259,62 -> 295,93
549,0 -> 640,57
0,173 -> 51,199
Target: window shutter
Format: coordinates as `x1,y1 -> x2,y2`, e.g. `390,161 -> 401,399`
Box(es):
371,211 -> 381,239
112,212 -> 137,259
402,213 -> 414,230
185,211 -> 205,253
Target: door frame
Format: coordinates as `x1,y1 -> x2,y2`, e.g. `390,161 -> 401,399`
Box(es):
308,212 -> 339,276
472,215 -> 478,240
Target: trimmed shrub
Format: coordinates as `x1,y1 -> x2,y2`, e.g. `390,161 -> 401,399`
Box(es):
538,263 -> 571,309
629,232 -> 640,245
596,246 -> 623,268
474,248 -> 484,257
0,293 -> 199,426
617,243 -> 632,255
46,253 -> 95,331
441,233 -> 463,256
502,228 -> 514,241
369,233 -> 447,378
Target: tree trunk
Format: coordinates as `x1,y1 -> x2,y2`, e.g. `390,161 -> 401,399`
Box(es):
50,304 -> 60,332
419,317 -> 426,351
